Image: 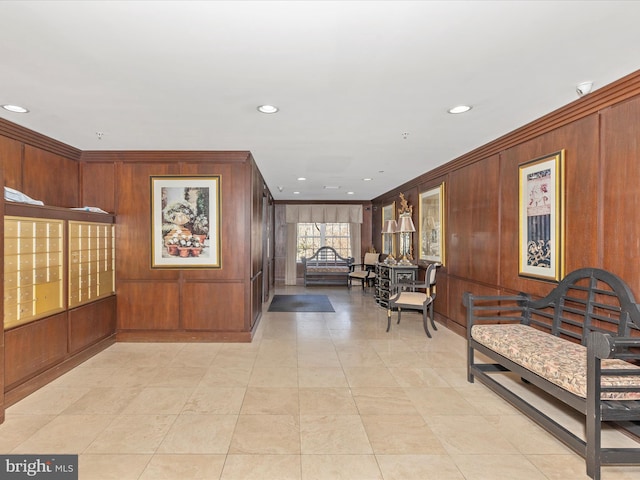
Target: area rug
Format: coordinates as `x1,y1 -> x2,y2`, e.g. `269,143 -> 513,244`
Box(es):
268,294 -> 335,312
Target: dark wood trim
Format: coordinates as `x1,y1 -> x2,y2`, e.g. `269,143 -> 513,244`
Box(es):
80,150 -> 252,163
0,118 -> 81,161
5,202 -> 116,222
116,330 -> 253,342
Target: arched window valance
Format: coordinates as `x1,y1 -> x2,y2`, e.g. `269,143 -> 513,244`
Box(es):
285,204 -> 363,224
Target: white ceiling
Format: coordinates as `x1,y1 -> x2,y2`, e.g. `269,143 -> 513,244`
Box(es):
2,1 -> 640,201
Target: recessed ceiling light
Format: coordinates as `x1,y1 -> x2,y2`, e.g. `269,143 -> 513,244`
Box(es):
362,178 -> 372,181
2,104 -> 29,113
297,177 -> 306,181
323,186 -> 340,189
347,191 -> 355,195
293,191 -> 300,195
257,104 -> 279,114
448,105 -> 472,114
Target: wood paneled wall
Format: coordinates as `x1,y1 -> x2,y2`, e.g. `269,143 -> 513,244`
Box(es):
80,151 -> 269,342
373,70 -> 640,336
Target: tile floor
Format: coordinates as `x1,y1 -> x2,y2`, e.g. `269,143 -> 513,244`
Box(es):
2,285 -> 640,479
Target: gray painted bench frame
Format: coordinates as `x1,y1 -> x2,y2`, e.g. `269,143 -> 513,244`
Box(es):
464,268 -> 640,480
302,246 -> 354,287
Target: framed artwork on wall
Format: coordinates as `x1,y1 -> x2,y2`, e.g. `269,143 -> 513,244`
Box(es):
518,150 -> 565,281
151,175 -> 221,268
381,202 -> 396,256
419,183 -> 445,265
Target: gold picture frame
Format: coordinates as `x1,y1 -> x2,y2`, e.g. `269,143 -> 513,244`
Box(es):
381,202 -> 396,256
151,175 -> 221,268
518,150 -> 565,281
419,183 -> 445,265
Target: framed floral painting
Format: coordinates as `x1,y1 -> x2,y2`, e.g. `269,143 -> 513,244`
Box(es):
151,175 -> 221,268
518,151 -> 565,281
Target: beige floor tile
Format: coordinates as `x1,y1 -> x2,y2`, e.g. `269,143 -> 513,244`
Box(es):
139,454 -> 226,479
147,366 -> 207,387
62,387 -> 142,415
486,414 -> 573,455
240,387 -> 299,415
376,454 -> 465,480
48,366 -> 117,388
387,366 -> 450,387
248,366 -> 299,387
342,366 -> 400,387
301,454 -> 382,479
404,386 -> 478,418
299,387 -> 358,415
297,367 -> 349,387
106,366 -> 165,388
221,454 -> 301,480
300,414 -> 372,454
0,414 -> 56,451
7,386 -> 92,415
199,366 -> 253,387
360,414 -> 446,455
229,415 -> 300,454
84,414 -> 176,454
428,415 -> 520,455
451,454 -> 547,480
13,414 -> 114,454
182,386 -> 246,414
526,454 -> 593,480
156,414 -> 238,454
351,387 -> 419,415
122,386 -> 194,414
79,454 -> 152,480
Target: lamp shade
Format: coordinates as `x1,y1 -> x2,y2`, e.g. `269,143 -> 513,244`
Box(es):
382,219 -> 397,234
397,213 -> 416,233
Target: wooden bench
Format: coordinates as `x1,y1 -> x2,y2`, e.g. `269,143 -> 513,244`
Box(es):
463,268 -> 640,480
302,246 -> 353,287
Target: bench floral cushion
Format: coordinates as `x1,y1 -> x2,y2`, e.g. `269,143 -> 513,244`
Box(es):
472,324 -> 640,400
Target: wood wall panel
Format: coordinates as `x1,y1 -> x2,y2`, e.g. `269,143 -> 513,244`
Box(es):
69,296 -> 116,353
601,96 -> 640,287
81,162 -> 116,213
447,277 -> 500,331
116,162 -> 180,281
4,313 -> 68,388
182,282 -> 246,331
0,136 -> 22,189
180,161 -> 249,281
499,115 -> 600,299
448,155 -> 500,285
23,145 -> 78,207
117,281 -> 180,331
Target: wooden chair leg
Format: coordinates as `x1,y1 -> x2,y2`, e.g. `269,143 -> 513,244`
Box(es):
386,308 -> 392,332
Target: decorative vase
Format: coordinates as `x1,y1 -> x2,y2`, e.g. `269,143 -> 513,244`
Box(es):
190,247 -> 202,257
167,244 -> 179,256
194,234 -> 207,244
178,247 -> 191,257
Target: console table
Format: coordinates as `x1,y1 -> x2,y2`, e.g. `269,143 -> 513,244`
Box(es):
375,263 -> 418,308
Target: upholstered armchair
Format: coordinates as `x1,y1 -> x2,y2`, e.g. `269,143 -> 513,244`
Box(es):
348,252 -> 380,290
386,262 -> 439,336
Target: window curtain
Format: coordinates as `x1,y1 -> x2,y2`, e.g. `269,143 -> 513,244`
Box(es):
284,205 -> 363,285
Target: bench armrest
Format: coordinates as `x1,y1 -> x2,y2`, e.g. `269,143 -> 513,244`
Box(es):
589,332 -> 640,360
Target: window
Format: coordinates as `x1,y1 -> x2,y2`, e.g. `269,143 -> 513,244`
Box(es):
297,223 -> 351,261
